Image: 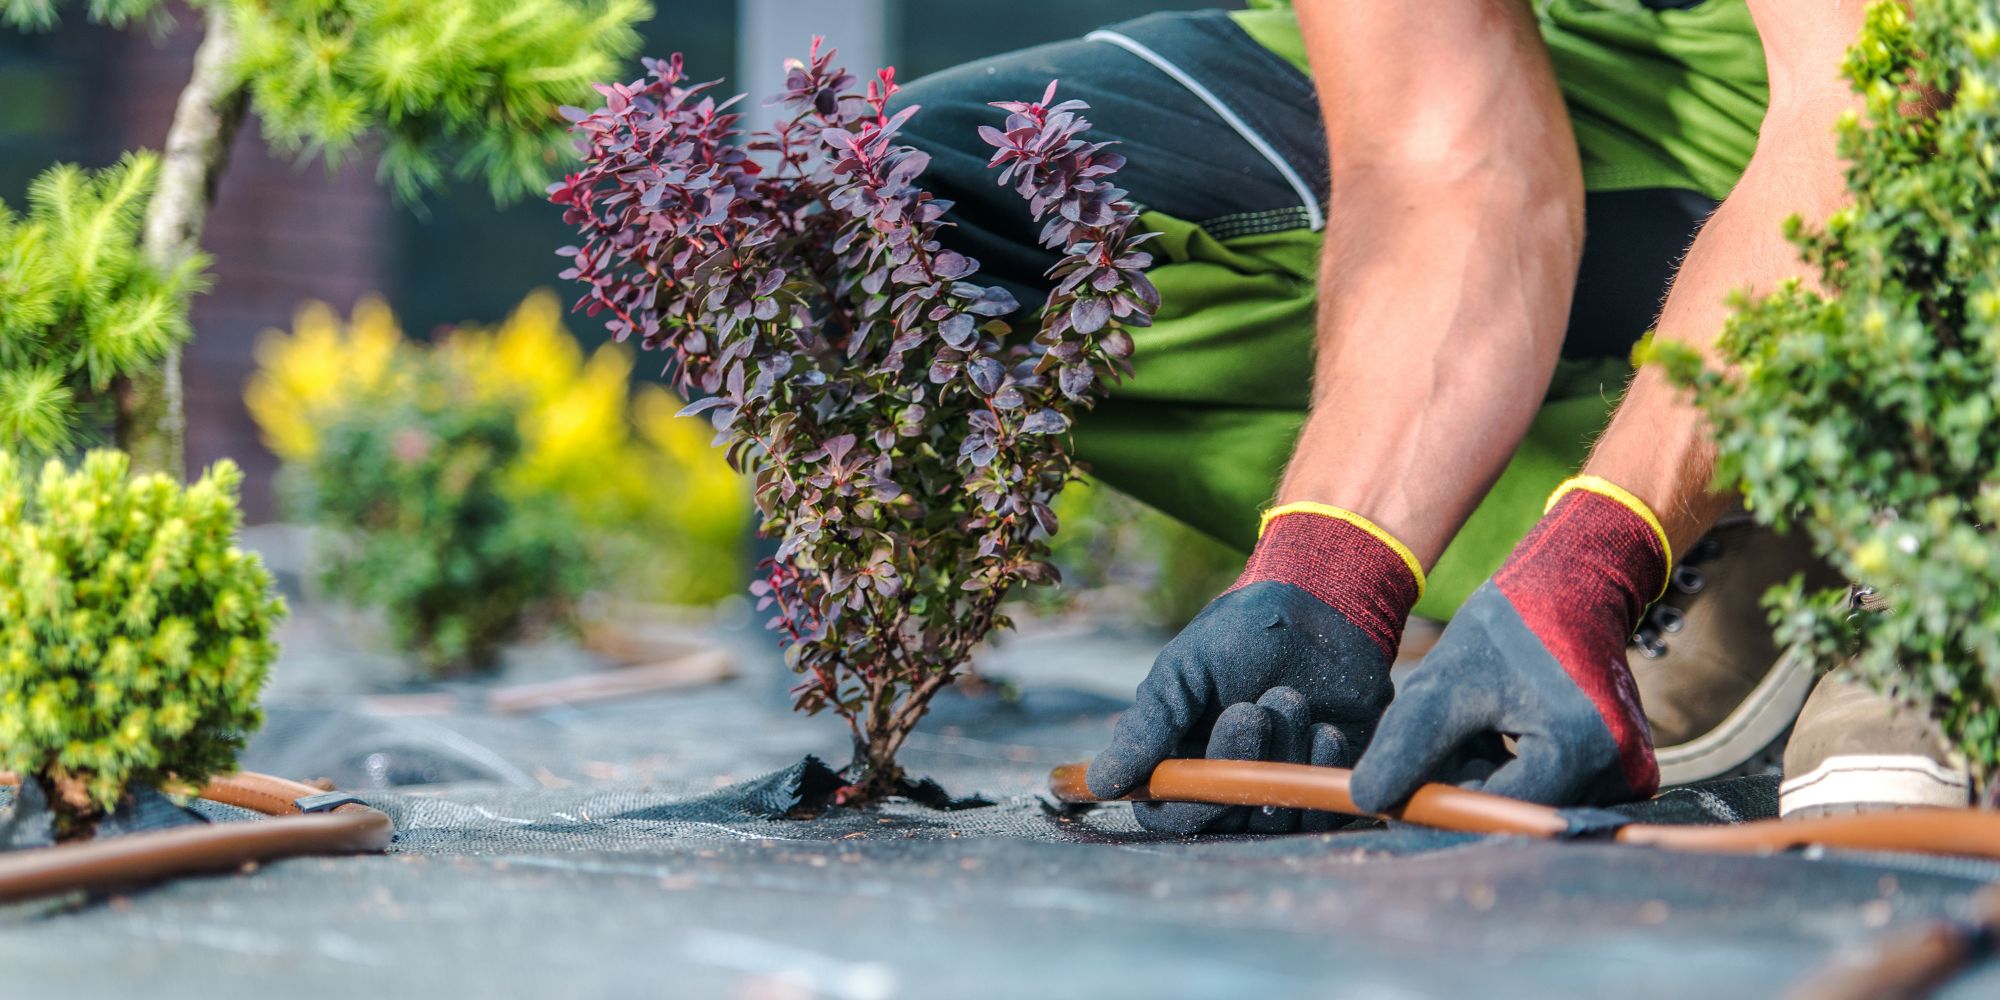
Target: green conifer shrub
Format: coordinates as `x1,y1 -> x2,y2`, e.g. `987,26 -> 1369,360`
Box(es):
7,0 -> 645,204
286,361 -> 587,674
0,154 -> 205,455
1,0 -> 651,470
0,451 -> 282,839
230,0 -> 649,203
1651,0 -> 2000,793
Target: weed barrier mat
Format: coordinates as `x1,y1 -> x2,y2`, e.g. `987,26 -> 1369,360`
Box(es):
3,623 -> 1997,999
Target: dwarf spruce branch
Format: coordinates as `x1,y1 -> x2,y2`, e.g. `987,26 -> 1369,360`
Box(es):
554,44 -> 1158,800
0,154 -> 205,457
229,0 -> 650,204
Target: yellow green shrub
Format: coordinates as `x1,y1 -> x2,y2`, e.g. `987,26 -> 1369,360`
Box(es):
246,291 -> 749,607
0,451 -> 282,838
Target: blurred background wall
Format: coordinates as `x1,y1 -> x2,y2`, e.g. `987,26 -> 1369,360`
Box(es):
0,0 -> 1235,519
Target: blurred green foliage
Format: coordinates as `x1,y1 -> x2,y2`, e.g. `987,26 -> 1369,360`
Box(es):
1649,0 -> 2000,786
287,359 -> 588,674
1035,477 -> 1242,632
0,154 -> 204,455
0,451 -> 281,838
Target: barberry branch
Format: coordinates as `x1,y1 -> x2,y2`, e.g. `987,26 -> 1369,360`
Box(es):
555,42 -> 1158,801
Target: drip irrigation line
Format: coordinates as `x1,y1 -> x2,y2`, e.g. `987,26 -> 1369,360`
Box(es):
1047,759 -> 2000,860
0,772 -> 394,903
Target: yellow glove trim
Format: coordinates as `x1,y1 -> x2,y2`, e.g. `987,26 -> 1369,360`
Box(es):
1258,501 -> 1427,599
1545,475 -> 1674,596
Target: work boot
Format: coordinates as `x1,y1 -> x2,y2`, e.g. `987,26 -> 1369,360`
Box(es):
1780,672 -> 1972,818
1628,514 -> 1844,786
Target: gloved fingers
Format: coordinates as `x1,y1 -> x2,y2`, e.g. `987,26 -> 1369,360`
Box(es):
1348,677 -> 1488,815
1087,656 -> 1208,800
1441,732 -> 1509,791
1133,700 -> 1272,836
1246,688 -> 1312,833
1299,722 -> 1358,834
1472,733 -> 1578,806
1311,722 -> 1352,769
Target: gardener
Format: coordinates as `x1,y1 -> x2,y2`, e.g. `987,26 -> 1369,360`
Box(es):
897,0 -> 1971,831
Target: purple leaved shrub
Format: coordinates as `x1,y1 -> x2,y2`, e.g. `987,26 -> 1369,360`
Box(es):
552,42 -> 1158,802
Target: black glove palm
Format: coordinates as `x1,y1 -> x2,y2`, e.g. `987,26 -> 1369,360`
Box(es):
1086,580 -> 1395,834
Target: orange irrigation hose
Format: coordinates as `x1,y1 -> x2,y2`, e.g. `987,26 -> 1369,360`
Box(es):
1048,759 -> 2000,861
0,772 -> 394,903
1782,886 -> 2000,1000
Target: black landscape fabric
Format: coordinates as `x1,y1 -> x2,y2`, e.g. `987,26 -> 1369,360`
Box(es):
3,620 -> 1998,999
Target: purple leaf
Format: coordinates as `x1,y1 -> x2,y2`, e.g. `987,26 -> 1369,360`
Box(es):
939,313 -> 977,348
932,250 -> 974,279
968,357 -> 1005,395
965,285 -> 1018,317
1059,364 -> 1095,399
1022,409 -> 1067,434
1071,296 -> 1111,334
1100,329 -> 1135,359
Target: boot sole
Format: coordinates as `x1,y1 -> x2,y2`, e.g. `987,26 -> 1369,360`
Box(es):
1779,753 -> 1972,818
1654,646 -> 1815,787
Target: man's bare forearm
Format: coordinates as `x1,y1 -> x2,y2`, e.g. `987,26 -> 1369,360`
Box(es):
1584,0 -> 1873,556
1583,112 -> 1854,552
1283,0 -> 1582,564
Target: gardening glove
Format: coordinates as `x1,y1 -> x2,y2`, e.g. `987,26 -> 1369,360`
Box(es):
1350,476 -> 1669,812
1087,503 -> 1425,834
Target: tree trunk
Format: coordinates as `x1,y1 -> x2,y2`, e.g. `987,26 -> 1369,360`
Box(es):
840,731 -> 908,806
119,2 -> 250,479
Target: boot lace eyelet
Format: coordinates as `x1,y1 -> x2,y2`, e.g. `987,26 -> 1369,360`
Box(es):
1652,604 -> 1686,634
1632,629 -> 1668,658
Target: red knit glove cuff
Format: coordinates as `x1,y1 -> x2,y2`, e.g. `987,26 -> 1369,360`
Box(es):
1228,504 -> 1423,659
1501,482 -> 1670,616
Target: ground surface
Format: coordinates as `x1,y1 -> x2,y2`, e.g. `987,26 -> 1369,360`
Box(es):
5,565 -> 2000,999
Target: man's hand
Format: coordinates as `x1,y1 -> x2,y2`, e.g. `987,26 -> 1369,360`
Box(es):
1088,506 -> 1420,834
1350,478 -> 1668,812
1089,583 -> 1388,834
